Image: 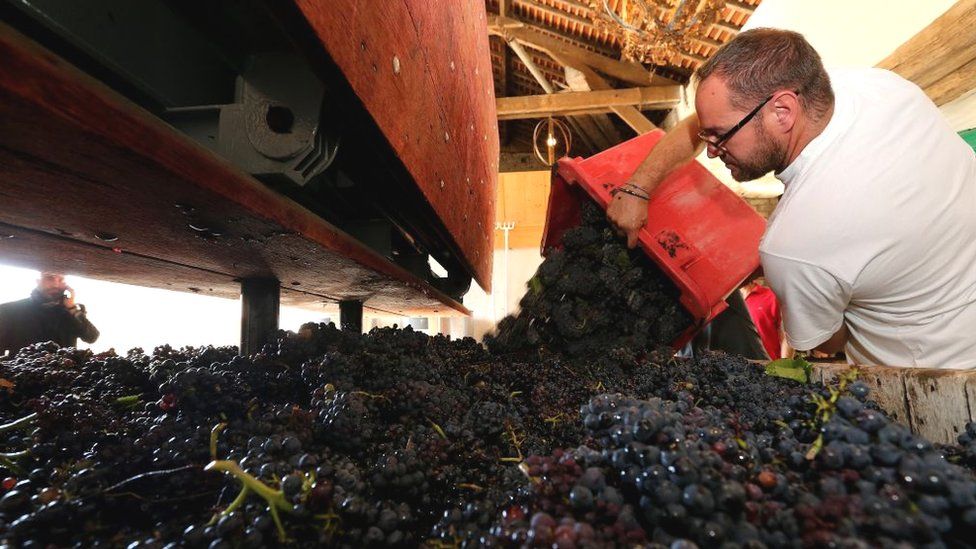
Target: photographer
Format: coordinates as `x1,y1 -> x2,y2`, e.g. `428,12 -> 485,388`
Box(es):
0,272 -> 99,357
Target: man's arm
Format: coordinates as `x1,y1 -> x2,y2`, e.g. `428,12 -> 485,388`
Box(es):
68,305 -> 99,344
813,324 -> 848,356
779,325 -> 795,359
607,114 -> 705,248
763,254 -> 852,354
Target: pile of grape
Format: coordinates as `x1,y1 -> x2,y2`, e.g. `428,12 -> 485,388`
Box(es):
0,206 -> 973,547
1,326 -> 974,548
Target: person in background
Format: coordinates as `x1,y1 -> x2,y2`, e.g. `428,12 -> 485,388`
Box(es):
0,272 -> 99,357
740,278 -> 792,360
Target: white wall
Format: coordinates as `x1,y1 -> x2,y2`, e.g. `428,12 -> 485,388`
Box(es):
742,0 -> 958,69
462,247 -> 545,341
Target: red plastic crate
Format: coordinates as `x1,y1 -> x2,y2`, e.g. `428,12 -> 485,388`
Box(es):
543,130 -> 766,348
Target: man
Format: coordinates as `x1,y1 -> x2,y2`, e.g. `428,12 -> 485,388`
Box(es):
609,28 -> 976,369
0,272 -> 100,357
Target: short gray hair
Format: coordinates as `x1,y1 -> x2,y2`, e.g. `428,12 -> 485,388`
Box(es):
695,28 -> 833,121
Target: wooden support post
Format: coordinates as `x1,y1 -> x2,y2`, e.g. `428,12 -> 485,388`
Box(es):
240,278 -> 280,356
339,300 -> 364,333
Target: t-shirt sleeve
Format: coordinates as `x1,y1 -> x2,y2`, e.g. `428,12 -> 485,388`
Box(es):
761,253 -> 852,351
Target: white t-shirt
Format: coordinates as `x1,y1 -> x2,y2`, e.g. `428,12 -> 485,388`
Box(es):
761,68 -> 976,369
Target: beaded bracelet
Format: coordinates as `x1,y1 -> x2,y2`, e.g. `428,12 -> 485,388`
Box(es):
611,186 -> 649,201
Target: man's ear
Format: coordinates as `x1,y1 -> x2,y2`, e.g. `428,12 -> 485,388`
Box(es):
772,92 -> 800,133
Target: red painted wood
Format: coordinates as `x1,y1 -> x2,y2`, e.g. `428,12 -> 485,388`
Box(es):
0,22 -> 467,317
291,0 -> 499,291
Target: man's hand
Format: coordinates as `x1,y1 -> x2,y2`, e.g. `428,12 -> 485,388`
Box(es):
607,188 -> 648,249
63,286 -> 76,309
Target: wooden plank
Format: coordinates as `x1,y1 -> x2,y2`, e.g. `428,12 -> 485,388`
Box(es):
0,211 -> 443,318
926,56 -> 976,106
812,362 -> 973,444
291,0 -> 498,290
877,0 -> 976,105
0,22 -> 467,317
489,15 -> 659,87
496,86 -> 680,119
903,370 -> 973,444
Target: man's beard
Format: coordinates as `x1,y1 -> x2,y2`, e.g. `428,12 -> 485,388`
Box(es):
726,125 -> 783,182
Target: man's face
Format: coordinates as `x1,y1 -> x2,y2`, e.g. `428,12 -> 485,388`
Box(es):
37,273 -> 66,300
696,76 -> 785,182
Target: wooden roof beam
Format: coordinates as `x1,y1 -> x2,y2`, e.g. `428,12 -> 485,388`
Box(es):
489,15 -> 670,87
496,86 -> 681,119
878,0 -> 976,106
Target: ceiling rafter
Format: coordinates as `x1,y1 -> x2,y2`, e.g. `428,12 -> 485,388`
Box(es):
487,0 -> 760,156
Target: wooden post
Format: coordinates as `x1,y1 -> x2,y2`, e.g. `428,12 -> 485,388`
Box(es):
240,278 -> 280,356
339,300 -> 364,333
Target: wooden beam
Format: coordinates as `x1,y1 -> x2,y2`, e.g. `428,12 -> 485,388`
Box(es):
496,86 -> 680,119
877,0 -> 976,106
505,37 -> 609,150
489,15 -> 658,86
562,62 -> 660,135
508,39 -> 555,94
0,19 -> 471,316
927,56 -> 976,106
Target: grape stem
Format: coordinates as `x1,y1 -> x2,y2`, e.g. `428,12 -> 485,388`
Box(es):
103,464 -> 198,494
0,412 -> 38,434
114,394 -> 142,407
0,449 -> 27,475
205,459 -> 295,542
210,422 -> 228,461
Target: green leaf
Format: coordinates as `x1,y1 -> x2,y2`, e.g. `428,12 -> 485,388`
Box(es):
764,357 -> 813,384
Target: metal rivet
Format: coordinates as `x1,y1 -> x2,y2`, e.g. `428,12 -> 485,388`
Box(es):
439,179 -> 445,188
393,56 -> 401,74
450,61 -> 455,71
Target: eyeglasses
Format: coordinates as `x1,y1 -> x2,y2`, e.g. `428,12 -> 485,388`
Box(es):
697,94 -> 774,152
